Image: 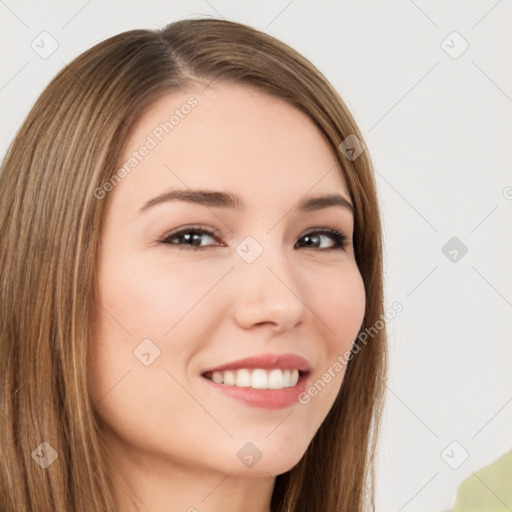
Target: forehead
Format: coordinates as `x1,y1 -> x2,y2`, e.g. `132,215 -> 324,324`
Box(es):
114,82 -> 349,210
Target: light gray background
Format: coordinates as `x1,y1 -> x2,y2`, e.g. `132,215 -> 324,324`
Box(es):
1,1 -> 511,511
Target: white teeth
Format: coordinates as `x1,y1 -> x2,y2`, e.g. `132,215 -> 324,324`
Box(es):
223,370 -> 236,386
205,368 -> 303,389
268,369 -> 283,389
212,372 -> 223,384
251,369 -> 268,389
235,369 -> 251,387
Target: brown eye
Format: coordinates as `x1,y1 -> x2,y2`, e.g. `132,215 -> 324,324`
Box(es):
295,229 -> 348,250
160,226 -> 222,251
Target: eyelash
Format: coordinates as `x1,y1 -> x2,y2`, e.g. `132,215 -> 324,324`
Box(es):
159,224 -> 349,252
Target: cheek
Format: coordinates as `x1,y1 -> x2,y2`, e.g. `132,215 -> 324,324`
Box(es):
87,260 -> 210,445
313,263 -> 366,352
88,257 -> 226,408
291,266 -> 365,438
301,262 -> 366,404
95,258 -> 221,339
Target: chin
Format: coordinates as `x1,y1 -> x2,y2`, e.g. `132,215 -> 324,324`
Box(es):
220,433 -> 311,477
228,456 -> 304,478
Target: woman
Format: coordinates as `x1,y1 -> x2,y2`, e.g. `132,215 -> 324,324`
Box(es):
0,17 -> 387,512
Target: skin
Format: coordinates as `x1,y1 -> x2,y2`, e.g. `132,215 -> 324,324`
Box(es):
88,82 -> 366,512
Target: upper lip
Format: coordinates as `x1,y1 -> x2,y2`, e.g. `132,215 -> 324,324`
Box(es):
202,353 -> 313,374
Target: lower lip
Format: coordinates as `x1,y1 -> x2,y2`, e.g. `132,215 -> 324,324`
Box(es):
201,372 -> 309,409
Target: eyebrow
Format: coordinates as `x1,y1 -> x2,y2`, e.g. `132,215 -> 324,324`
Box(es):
139,188 -> 354,215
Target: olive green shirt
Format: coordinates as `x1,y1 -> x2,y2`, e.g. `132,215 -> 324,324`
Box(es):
451,450 -> 512,512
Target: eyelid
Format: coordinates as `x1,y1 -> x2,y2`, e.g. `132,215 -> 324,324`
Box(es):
160,224 -> 223,242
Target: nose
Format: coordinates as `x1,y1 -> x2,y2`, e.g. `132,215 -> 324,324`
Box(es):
231,236 -> 306,333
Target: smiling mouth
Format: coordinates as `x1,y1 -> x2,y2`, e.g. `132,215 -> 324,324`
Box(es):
202,368 -> 304,390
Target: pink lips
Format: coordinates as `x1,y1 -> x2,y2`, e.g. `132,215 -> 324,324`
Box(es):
201,352 -> 312,410
202,352 -> 313,374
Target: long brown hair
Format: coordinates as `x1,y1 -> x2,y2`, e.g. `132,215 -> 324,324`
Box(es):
0,17 -> 387,511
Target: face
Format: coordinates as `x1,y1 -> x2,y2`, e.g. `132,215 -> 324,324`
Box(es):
89,82 -> 365,480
